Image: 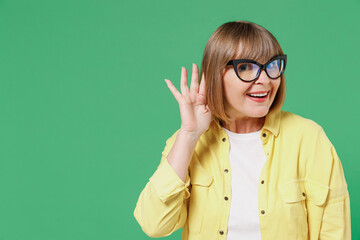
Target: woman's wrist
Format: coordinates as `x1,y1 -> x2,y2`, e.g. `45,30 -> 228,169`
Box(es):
178,128 -> 201,143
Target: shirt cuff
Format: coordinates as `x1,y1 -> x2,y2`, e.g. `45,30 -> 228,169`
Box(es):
149,156 -> 190,203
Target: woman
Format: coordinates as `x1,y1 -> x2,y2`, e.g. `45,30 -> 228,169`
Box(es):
133,21 -> 351,240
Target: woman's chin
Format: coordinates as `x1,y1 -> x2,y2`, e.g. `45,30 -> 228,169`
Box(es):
247,107 -> 270,118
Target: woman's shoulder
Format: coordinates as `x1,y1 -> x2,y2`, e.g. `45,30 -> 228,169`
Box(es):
280,110 -> 324,132
279,110 -> 332,144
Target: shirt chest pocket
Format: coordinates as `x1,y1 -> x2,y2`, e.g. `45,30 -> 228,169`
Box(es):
278,181 -> 309,239
188,165 -> 213,234
278,180 -> 329,205
278,181 -> 306,203
277,180 -> 329,239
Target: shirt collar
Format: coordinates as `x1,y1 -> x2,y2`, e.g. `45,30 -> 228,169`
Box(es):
211,109 -> 281,137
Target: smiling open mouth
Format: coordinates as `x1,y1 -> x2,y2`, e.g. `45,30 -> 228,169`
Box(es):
246,91 -> 269,98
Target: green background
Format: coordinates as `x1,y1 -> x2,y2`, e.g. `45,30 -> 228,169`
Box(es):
0,0 -> 359,239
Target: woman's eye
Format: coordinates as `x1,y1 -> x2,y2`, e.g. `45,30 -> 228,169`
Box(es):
269,60 -> 279,69
238,64 -> 251,72
238,66 -> 247,71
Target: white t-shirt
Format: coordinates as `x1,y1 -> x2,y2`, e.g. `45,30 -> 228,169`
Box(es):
222,127 -> 267,240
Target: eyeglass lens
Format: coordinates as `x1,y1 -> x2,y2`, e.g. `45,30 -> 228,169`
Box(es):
236,59 -> 285,81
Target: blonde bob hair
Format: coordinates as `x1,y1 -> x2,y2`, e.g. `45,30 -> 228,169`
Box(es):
200,21 -> 286,126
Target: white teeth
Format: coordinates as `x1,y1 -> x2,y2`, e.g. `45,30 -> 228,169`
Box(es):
248,92 -> 268,97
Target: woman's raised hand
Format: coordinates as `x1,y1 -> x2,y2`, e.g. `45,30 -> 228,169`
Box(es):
165,64 -> 212,138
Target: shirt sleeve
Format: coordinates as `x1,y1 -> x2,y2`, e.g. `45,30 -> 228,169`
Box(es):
133,129 -> 191,238
319,145 -> 351,240
304,123 -> 351,240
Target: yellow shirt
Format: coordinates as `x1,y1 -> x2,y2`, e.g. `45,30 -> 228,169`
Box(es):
134,110 -> 351,240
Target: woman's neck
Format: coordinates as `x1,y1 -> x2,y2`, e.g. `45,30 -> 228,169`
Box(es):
220,116 -> 265,134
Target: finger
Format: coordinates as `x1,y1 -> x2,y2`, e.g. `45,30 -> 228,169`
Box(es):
180,67 -> 190,95
164,79 -> 183,103
190,63 -> 199,94
199,72 -> 206,97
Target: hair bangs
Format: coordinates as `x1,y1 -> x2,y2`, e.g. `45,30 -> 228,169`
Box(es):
232,28 -> 281,64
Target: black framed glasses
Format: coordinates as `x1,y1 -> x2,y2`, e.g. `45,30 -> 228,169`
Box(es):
226,54 -> 287,82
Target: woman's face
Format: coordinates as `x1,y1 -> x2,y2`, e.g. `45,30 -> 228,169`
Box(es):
222,59 -> 281,120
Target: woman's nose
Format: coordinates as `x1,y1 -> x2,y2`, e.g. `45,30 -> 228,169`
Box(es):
254,69 -> 271,84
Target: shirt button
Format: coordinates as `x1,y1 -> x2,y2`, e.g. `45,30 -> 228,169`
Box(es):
262,133 -> 267,138
224,169 -> 229,173
261,210 -> 265,214
224,196 -> 229,201
261,180 -> 264,184
222,137 -> 226,142
219,230 -> 224,235
302,192 -> 306,197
